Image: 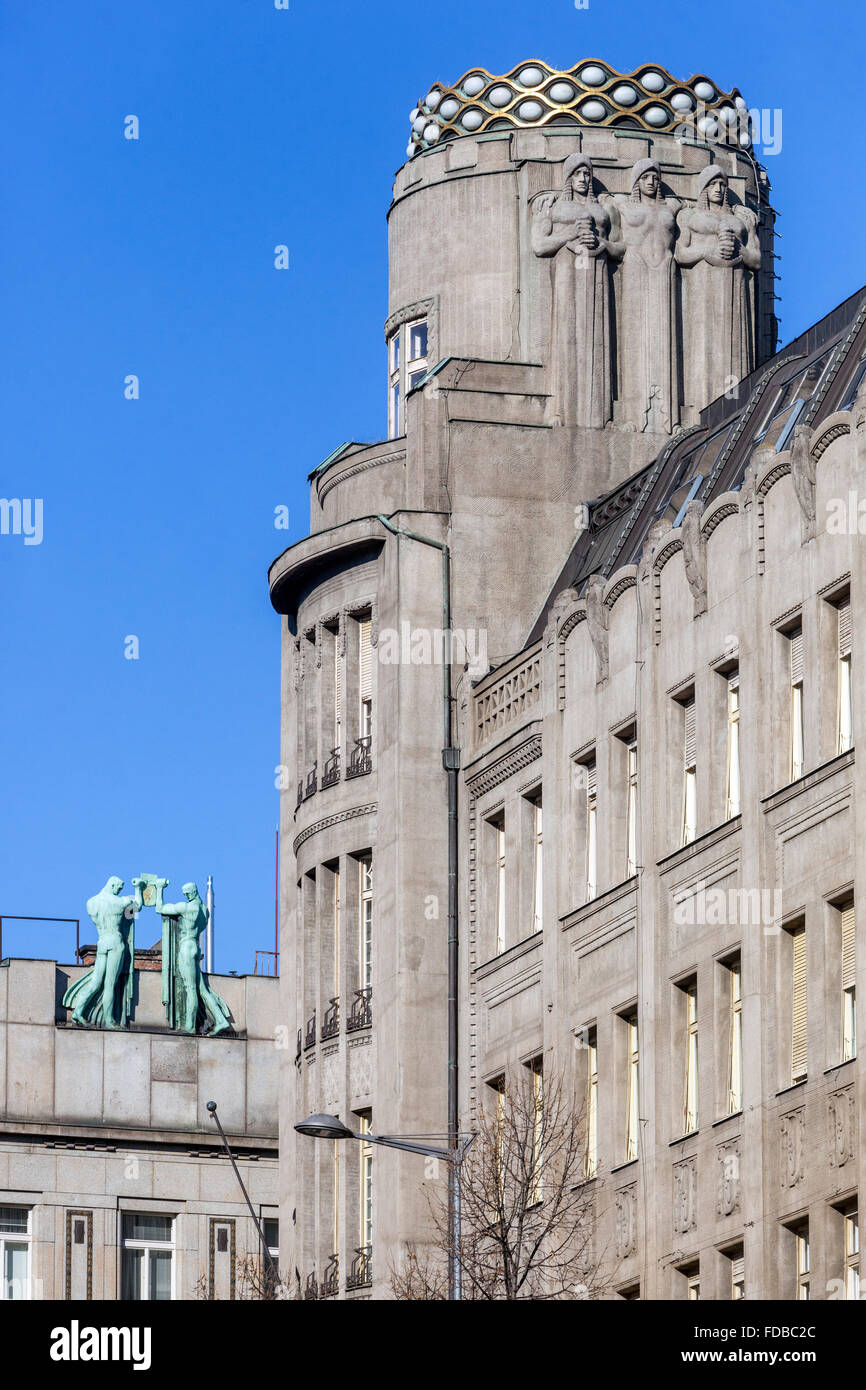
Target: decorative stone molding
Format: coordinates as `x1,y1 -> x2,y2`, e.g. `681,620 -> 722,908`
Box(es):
789,423 -> 816,542
65,1209 -> 94,1301
716,1140 -> 741,1217
466,733 -> 543,799
292,803 -> 377,856
615,1183 -> 637,1259
700,494 -> 739,538
604,568 -> 638,609
584,573 -> 609,683
779,1107 -> 805,1189
681,499 -> 707,616
473,647 -> 542,744
673,1156 -> 697,1234
828,1087 -> 855,1168
317,449 -> 407,504
811,417 -> 850,461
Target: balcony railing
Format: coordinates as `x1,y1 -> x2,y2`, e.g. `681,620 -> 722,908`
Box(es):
319,1255 -> 339,1299
304,1011 -> 317,1050
296,780 -> 303,811
304,1271 -> 318,1301
295,1028 -> 302,1067
322,747 -> 341,789
346,986 -> 372,1033
321,996 -> 340,1041
346,1246 -> 372,1292
303,763 -> 318,800
346,736 -> 372,780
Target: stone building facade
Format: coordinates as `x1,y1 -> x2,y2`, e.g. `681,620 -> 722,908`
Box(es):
0,956 -> 278,1300
271,59 -> 865,1299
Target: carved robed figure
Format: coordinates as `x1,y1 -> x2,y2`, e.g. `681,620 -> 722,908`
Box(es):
676,165 -> 761,411
614,159 -> 681,433
531,154 -> 623,428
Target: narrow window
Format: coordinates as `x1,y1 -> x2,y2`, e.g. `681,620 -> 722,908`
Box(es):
263,1218 -> 279,1263
358,1113 -> 373,1252
388,331 -> 401,437
495,817 -> 506,954
334,629 -> 343,749
795,1223 -> 810,1300
682,697 -> 697,845
684,1263 -> 700,1300
837,597 -> 853,754
585,760 -> 597,901
682,981 -> 698,1135
532,796 -> 543,935
529,1059 -> 543,1205
727,958 -> 743,1114
845,1208 -> 860,1300
791,924 -> 807,1083
625,1013 -> 640,1162
406,319 -> 429,392
729,1247 -> 745,1300
359,856 -> 373,991
726,675 -> 740,819
585,1029 -> 598,1179
841,901 -> 856,1062
790,627 -> 805,780
359,617 -> 373,741
333,867 -> 341,1003
333,1147 -> 341,1259
0,1207 -> 31,1302
121,1214 -> 174,1301
626,740 -> 638,876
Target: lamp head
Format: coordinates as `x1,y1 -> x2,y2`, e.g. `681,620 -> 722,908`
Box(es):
206,1101 -> 217,1113
294,1113 -> 355,1141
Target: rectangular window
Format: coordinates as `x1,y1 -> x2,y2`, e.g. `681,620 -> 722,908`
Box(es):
532,797 -> 543,935
790,628 -> 805,780
334,629 -> 343,748
841,901 -> 856,1062
263,1218 -> 279,1262
495,819 -> 506,954
682,698 -> 697,845
838,598 -> 853,754
682,981 -> 698,1135
625,1013 -> 640,1162
726,676 -> 740,819
585,1029 -> 598,1179
333,867 -> 341,1001
359,857 -> 373,991
730,1248 -> 745,1300
0,1206 -> 31,1301
333,1147 -> 341,1258
387,319 -> 428,437
845,1208 -> 860,1300
728,958 -> 743,1115
585,760 -> 597,901
687,1266 -> 701,1301
791,924 -> 807,1083
359,1113 -> 373,1251
529,1059 -> 543,1205
121,1214 -> 174,1301
796,1223 -> 810,1300
388,331 -> 401,437
359,617 -> 373,740
626,740 -> 638,877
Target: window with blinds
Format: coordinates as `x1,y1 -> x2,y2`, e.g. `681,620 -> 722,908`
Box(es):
730,1249 -> 745,1300
682,697 -> 697,845
359,617 -> 373,739
728,958 -> 743,1114
791,924 -> 807,1083
626,741 -> 638,877
726,676 -> 740,820
682,981 -> 698,1134
838,598 -> 853,754
585,1030 -> 598,1180
532,797 -> 543,937
841,901 -> 856,1062
789,628 -> 805,780
585,760 -> 597,901
625,1013 -> 640,1162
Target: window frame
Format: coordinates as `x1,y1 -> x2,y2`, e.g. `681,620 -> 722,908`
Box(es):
0,1206 -> 32,1302
120,1213 -> 176,1302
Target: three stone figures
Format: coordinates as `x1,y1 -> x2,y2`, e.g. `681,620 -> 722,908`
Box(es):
62,874 -> 231,1036
531,155 -> 761,431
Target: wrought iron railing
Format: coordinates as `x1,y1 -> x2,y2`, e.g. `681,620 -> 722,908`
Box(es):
319,1255 -> 340,1299
304,1011 -> 317,1050
346,736 -> 372,780
346,1246 -> 372,1291
304,1271 -> 318,1301
295,1028 -> 302,1067
322,747 -> 341,789
296,780 -> 303,811
321,996 -> 340,1041
303,763 -> 318,800
346,986 -> 372,1033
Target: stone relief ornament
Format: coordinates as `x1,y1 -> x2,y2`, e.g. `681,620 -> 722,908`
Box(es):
676,166 -> 761,412
583,573 -> 609,683
681,498 -> 708,616
62,876 -> 142,1030
613,160 -> 681,434
717,1141 -> 741,1217
780,1108 -> 805,1188
615,1184 -> 636,1258
828,1088 -> 855,1168
673,1157 -> 697,1233
531,154 -> 624,429
789,424 -> 817,542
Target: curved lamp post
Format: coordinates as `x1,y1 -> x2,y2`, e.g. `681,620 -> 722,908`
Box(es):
208,1101 -> 280,1291
295,1113 -> 473,1300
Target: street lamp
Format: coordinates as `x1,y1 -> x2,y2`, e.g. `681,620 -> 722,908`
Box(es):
295,1113 -> 473,1299
208,1101 -> 280,1292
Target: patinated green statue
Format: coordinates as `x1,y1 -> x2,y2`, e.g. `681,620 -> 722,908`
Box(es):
155,881 -> 232,1035
62,876 -> 141,1029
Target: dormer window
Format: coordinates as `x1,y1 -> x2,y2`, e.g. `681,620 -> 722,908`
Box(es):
387,318 -> 428,437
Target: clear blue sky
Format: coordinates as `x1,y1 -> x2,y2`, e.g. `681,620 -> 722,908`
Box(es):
1,0 -> 863,971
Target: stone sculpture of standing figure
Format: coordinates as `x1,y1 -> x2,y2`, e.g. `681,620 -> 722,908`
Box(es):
63,876 -> 141,1029
531,153 -> 624,428
155,881 -> 232,1035
675,165 -> 761,412
614,159 -> 681,434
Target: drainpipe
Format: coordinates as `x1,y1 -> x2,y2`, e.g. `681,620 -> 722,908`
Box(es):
376,514 -> 461,1301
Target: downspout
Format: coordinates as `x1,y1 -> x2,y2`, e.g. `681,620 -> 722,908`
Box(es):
376,514 -> 461,1300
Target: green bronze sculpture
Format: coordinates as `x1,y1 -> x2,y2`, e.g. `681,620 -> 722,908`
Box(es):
62,876 -> 141,1029
154,880 -> 232,1035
